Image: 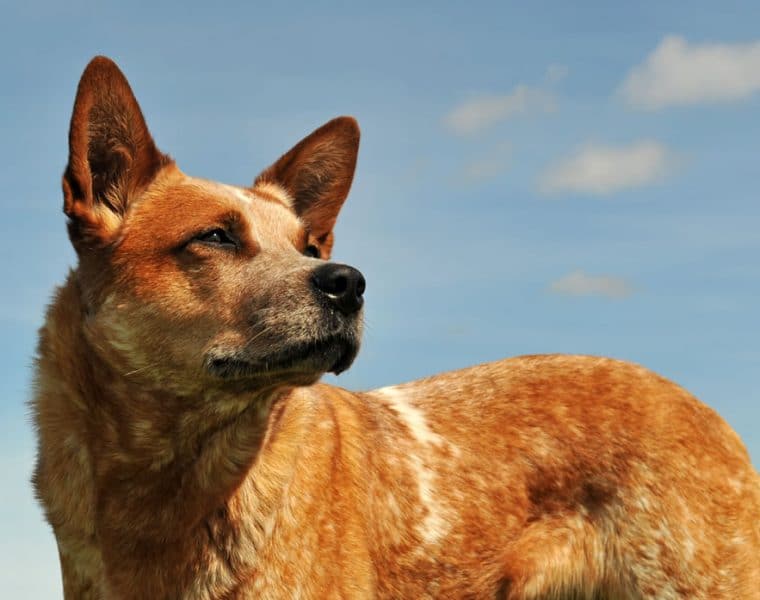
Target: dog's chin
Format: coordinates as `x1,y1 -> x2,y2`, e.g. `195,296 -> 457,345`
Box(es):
205,335 -> 359,384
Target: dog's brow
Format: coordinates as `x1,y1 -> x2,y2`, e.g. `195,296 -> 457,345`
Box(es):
253,181 -> 293,209
237,196 -> 303,251
221,183 -> 294,214
220,184 -> 255,205
254,188 -> 288,207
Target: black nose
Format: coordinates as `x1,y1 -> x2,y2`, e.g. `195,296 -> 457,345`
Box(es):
311,263 -> 366,315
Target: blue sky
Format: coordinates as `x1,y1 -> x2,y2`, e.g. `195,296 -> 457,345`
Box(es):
2,1 -> 759,596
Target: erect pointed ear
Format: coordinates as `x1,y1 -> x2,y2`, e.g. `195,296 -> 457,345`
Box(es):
63,56 -> 171,248
254,116 -> 360,252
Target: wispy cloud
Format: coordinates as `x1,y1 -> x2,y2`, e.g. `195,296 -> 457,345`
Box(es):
538,140 -> 677,195
459,143 -> 512,183
443,65 -> 566,136
550,270 -> 634,299
619,35 -> 760,110
545,64 -> 569,85
443,78 -> 560,137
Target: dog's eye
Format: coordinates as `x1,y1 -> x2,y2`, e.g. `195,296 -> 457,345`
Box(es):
195,229 -> 236,248
304,244 -> 321,259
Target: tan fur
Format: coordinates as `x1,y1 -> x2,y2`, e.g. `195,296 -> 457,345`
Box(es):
33,56 -> 759,599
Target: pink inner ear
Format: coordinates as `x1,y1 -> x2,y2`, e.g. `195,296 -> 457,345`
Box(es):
254,116 -> 360,240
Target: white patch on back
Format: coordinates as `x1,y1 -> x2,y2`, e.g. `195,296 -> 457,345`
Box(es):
372,385 -> 456,546
375,386 -> 446,447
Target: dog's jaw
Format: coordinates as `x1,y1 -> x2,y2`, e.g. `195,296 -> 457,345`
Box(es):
205,335 -> 359,381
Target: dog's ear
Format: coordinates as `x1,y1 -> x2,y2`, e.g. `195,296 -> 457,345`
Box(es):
254,117 -> 359,256
63,56 -> 171,249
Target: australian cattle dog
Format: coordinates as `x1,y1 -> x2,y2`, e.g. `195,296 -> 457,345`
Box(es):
32,56 -> 759,599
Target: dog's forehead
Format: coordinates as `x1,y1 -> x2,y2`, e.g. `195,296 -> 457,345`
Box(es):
194,179 -> 286,210
186,177 -> 303,244
189,177 -> 302,219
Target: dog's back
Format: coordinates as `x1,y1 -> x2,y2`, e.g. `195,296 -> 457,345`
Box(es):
353,355 -> 760,598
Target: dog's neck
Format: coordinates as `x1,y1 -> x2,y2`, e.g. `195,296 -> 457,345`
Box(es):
35,274 -> 441,597
37,273 -> 299,543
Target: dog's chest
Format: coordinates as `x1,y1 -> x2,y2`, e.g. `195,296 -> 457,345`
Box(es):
192,395 -> 507,599
197,489 -> 490,600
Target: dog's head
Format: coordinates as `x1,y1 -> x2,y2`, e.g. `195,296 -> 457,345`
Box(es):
63,57 -> 364,392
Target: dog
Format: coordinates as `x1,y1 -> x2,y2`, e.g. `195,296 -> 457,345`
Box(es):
32,56 -> 759,599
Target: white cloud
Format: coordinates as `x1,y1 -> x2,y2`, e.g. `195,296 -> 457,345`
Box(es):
619,35 -> 760,110
550,270 -> 633,299
538,140 -> 677,195
443,85 -> 556,136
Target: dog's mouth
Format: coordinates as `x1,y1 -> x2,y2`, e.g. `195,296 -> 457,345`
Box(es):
206,334 -> 359,381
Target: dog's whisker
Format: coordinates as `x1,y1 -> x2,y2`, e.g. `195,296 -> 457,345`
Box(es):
247,326 -> 273,345
124,363 -> 161,377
